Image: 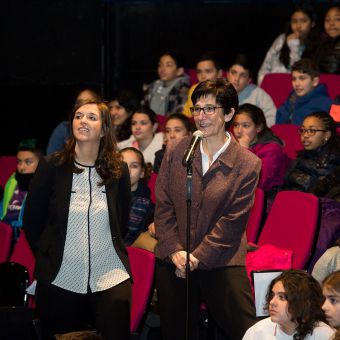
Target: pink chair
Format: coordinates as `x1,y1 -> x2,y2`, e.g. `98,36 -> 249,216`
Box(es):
257,191 -> 319,269
0,221 -> 13,263
246,188 -> 265,244
271,124 -> 303,160
0,156 -> 17,189
260,73 -> 292,108
319,74 -> 340,99
127,246 -> 155,334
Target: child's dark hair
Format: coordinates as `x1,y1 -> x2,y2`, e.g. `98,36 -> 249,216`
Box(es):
17,138 -> 44,158
303,112 -> 340,149
196,51 -> 223,72
229,53 -> 254,79
119,147 -> 152,182
291,58 -> 320,78
166,113 -> 194,134
280,2 -> 318,69
236,104 -> 283,145
111,89 -> 139,117
132,107 -> 158,125
160,49 -> 185,68
265,270 -> 326,340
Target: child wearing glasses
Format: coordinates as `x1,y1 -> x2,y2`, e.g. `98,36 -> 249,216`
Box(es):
276,59 -> 333,125
283,112 -> 340,197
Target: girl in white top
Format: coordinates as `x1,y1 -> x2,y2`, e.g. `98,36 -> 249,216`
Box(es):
322,270 -> 340,340
243,270 -> 335,340
118,107 -> 164,167
258,3 -> 319,85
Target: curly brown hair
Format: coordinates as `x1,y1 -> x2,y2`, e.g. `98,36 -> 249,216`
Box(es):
55,100 -> 122,185
265,270 -> 326,340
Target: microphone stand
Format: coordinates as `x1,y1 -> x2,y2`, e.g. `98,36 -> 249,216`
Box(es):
185,161 -> 193,340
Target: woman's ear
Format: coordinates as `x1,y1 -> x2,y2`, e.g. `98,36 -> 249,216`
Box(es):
224,108 -> 235,123
100,129 -> 105,138
152,122 -> 159,133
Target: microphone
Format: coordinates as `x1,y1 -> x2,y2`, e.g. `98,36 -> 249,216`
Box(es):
182,130 -> 204,167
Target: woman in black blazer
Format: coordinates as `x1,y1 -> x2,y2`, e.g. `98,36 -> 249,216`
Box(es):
24,100 -> 131,340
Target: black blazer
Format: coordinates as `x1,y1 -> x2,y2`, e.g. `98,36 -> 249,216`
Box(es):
23,155 -> 132,283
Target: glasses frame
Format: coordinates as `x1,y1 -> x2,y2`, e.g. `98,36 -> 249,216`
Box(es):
297,127 -> 327,136
189,105 -> 224,116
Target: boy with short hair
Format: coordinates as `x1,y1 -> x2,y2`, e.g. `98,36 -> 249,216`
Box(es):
276,59 -> 333,125
182,51 -> 223,117
227,54 -> 277,127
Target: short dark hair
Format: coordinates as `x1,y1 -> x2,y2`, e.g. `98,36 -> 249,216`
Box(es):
161,49 -> 185,68
196,51 -> 223,71
166,113 -> 194,134
132,107 -> 158,125
265,270 -> 325,340
17,138 -> 44,158
229,53 -> 253,79
111,89 -> 139,116
191,78 -> 238,115
291,59 -> 320,78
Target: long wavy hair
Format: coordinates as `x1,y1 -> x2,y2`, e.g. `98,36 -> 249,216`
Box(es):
265,270 -> 326,340
55,100 -> 122,185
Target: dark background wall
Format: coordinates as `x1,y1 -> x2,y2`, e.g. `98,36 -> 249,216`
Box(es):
1,0 -> 330,155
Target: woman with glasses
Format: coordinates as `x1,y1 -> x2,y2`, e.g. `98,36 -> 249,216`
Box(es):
283,112 -> 340,198
154,79 -> 260,339
233,103 -> 289,193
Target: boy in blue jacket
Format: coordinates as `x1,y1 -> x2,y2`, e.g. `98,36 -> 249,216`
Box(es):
276,59 -> 333,125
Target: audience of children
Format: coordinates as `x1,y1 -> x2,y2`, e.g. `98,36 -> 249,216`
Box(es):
313,239 -> 340,283
108,89 -> 139,142
46,87 -> 102,154
276,59 -> 333,125
142,50 -> 190,116
227,54 -> 277,127
232,103 -> 288,193
182,51 -> 224,117
1,138 -> 43,239
322,270 -> 340,340
242,270 -> 335,340
315,5 -> 340,74
119,147 -> 154,246
117,107 -> 164,167
258,3 -> 320,85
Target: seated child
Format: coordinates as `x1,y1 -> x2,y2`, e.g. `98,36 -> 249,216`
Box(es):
322,270 -> 340,340
182,51 -> 223,117
119,147 -> 154,246
143,50 -> 190,116
233,103 -> 289,192
276,59 -> 333,125
227,53 -> 277,127
243,270 -> 335,339
1,138 -> 43,238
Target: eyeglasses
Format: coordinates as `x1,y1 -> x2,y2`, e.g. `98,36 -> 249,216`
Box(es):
297,128 -> 327,136
189,105 -> 223,116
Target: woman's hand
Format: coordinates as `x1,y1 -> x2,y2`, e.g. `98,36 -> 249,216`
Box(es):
170,250 -> 200,273
237,134 -> 251,148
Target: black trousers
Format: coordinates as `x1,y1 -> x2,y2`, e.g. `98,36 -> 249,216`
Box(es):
36,280 -> 131,340
155,260 -> 258,340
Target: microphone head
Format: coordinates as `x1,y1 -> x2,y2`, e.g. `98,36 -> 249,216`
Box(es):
193,130 -> 204,139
